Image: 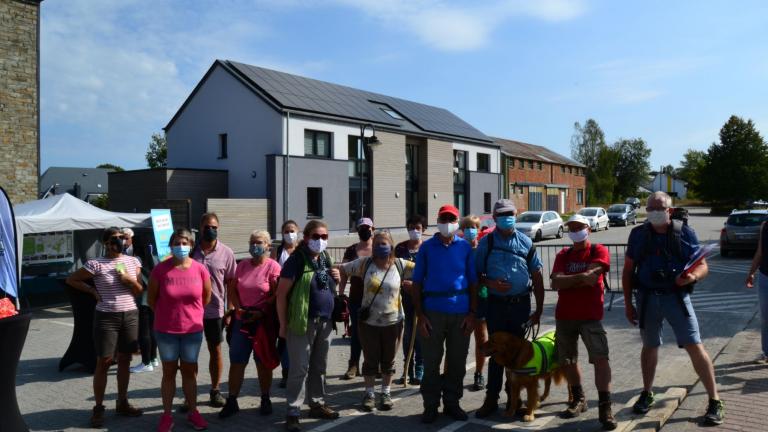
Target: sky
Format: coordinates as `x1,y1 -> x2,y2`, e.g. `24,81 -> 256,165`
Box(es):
40,0 -> 768,172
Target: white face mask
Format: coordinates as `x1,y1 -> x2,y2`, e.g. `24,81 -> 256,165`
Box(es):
568,228 -> 589,243
646,210 -> 669,227
283,232 -> 298,245
307,238 -> 327,254
408,229 -> 421,241
437,222 -> 459,237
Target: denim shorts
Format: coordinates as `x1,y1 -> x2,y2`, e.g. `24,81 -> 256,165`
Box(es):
636,290 -> 701,348
155,331 -> 204,363
229,319 -> 260,364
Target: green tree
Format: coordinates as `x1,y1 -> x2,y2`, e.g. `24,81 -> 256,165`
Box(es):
677,149 -> 706,196
90,194 -> 109,209
699,115 -> 768,206
589,146 -> 619,204
146,132 -> 167,168
571,119 -> 608,204
96,163 -> 124,171
612,138 -> 652,200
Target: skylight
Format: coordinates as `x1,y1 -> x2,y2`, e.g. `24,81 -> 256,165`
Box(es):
381,107 -> 404,120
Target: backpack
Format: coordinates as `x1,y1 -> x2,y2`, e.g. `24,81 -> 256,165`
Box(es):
480,231 -> 537,288
632,220 -> 686,288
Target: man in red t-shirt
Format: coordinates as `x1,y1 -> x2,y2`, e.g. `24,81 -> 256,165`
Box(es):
550,214 -> 616,430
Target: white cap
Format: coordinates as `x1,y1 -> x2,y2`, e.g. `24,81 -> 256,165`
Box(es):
121,227 -> 134,238
565,214 -> 590,228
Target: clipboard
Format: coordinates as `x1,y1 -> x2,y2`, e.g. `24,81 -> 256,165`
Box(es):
681,243 -> 715,276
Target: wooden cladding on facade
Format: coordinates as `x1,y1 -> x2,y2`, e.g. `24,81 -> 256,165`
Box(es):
206,198 -> 271,255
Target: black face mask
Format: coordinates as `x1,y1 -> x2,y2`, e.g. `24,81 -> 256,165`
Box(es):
358,229 -> 372,242
203,227 -> 218,242
109,237 -> 124,251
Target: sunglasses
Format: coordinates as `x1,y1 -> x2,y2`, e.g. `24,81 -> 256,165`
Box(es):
203,225 -> 218,230
310,233 -> 329,240
437,215 -> 458,223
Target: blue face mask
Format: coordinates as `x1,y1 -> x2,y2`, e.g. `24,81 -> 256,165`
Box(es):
171,245 -> 190,259
496,215 -> 516,230
464,228 -> 478,241
373,244 -> 392,259
250,244 -> 265,258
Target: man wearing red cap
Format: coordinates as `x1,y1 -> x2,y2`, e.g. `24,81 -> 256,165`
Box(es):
411,204 -> 478,424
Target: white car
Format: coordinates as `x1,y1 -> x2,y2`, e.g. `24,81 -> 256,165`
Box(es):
577,207 -> 610,231
515,211 -> 564,242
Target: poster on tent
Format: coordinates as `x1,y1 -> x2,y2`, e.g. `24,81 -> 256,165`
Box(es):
0,187 -> 19,298
151,209 -> 174,260
21,231 -> 74,264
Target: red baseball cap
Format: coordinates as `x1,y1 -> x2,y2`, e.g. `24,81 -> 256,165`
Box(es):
438,204 -> 460,218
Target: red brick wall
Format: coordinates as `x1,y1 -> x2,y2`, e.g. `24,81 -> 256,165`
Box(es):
506,158 -> 586,214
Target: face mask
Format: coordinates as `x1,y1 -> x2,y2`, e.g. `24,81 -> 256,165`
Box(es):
171,245 -> 190,259
568,228 -> 589,243
308,238 -> 327,254
437,222 -> 459,237
408,230 -> 421,241
373,244 -> 391,258
283,232 -> 298,245
123,245 -> 133,256
358,228 -> 372,242
496,215 -> 516,231
464,228 -> 478,241
249,244 -> 266,258
108,236 -> 125,252
647,210 -> 669,227
203,227 -> 218,242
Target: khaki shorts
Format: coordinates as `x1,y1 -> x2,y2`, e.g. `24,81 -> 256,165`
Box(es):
555,320 -> 609,364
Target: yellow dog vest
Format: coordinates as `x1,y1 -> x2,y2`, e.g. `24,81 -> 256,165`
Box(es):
513,330 -> 559,376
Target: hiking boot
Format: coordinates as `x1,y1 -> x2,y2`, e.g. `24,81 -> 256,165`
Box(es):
260,395 -> 273,416
562,397 -> 587,418
309,404 -> 339,420
599,401 -> 617,430
178,399 -> 190,414
116,399 -> 143,417
632,391 -> 655,414
286,415 -> 301,432
421,407 -> 439,424
471,372 -> 485,391
379,393 -> 394,411
342,362 -> 358,380
218,396 -> 239,419
90,405 -> 105,428
187,409 -> 208,430
703,399 -> 724,425
157,412 -> 174,432
361,392 -> 376,412
475,398 -> 498,418
444,405 -> 468,421
209,390 -> 226,407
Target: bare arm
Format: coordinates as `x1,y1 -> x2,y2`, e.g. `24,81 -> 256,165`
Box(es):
228,278 -> 241,311
530,270 -> 545,322
622,256 -> 638,326
276,276 -> 294,337
747,222 -> 764,288
551,263 -> 604,291
202,277 -> 213,306
119,266 -> 143,296
65,268 -> 98,300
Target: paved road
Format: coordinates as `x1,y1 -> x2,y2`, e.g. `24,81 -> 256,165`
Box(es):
17,209 -> 758,432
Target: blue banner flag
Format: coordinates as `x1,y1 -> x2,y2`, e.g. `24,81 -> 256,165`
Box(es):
150,209 -> 174,260
0,186 -> 19,299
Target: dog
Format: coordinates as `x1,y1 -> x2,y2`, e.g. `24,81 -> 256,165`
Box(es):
482,330 -> 569,422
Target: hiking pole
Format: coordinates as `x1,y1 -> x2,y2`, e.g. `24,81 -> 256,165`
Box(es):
403,315 -> 418,389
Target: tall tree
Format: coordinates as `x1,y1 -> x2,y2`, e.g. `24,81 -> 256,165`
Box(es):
677,149 -> 706,196
699,115 -> 768,206
588,146 -> 619,204
571,119 -> 608,203
96,163 -> 124,171
612,138 -> 652,200
146,132 -> 167,168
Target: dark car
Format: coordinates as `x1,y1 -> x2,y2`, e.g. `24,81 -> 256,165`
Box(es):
720,210 -> 768,257
625,197 -> 641,209
607,204 -> 637,226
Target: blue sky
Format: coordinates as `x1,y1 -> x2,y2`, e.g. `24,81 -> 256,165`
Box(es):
40,0 -> 768,172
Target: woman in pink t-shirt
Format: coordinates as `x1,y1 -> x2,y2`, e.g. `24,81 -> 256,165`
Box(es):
148,228 -> 212,432
219,230 -> 282,419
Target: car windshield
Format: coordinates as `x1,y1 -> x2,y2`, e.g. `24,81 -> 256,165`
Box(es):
609,205 -> 627,212
727,213 -> 768,227
578,209 -> 597,217
518,213 -> 542,223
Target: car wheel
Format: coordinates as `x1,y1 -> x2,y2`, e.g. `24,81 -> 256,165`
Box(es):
556,226 -> 563,239
535,230 -> 542,242
623,219 -> 628,227
605,222 -> 609,230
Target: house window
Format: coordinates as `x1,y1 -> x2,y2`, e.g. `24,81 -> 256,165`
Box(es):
381,107 -> 404,120
347,136 -> 366,177
304,130 -> 331,158
568,167 -> 573,174
561,165 -> 566,173
484,193 -> 492,213
537,162 -> 543,170
307,187 -> 323,218
477,153 -> 490,172
518,186 -> 524,195
528,160 -> 534,169
576,189 -> 584,205
519,159 -> 524,169
218,133 -> 228,159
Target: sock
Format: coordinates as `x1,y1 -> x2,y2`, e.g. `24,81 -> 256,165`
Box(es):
381,385 -> 391,395
598,391 -> 611,403
365,386 -> 375,396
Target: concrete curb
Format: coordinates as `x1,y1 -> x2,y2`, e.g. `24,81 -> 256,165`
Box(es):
614,387 -> 687,432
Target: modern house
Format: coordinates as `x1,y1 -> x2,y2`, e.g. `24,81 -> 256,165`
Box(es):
164,60 -> 502,235
646,172 -> 687,199
495,138 -> 586,214
39,167 -> 111,203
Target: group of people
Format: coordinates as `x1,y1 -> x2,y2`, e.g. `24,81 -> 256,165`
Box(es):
65,191 -> 730,431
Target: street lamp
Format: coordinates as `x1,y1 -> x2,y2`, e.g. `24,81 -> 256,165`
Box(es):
358,123 -> 380,222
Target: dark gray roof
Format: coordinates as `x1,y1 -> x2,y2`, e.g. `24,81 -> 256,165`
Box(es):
493,137 -> 585,168
39,167 -> 111,200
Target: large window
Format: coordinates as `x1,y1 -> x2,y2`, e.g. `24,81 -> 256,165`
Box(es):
484,193 -> 492,214
477,153 -> 490,172
576,189 -> 584,205
347,136 -> 366,177
537,162 -> 543,170
406,144 -> 420,221
519,159 -> 524,169
453,150 -> 467,216
218,133 -> 228,159
307,187 -> 323,218
304,130 -> 331,158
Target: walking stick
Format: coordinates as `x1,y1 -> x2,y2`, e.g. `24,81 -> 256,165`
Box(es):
403,315 -> 419,388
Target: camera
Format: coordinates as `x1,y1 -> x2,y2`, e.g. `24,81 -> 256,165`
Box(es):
651,269 -> 673,283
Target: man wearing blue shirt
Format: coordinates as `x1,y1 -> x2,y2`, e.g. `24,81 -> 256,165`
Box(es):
412,204 -> 478,424
474,199 -> 545,419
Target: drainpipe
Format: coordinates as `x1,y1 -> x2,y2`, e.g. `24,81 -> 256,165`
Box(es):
283,112 -> 290,234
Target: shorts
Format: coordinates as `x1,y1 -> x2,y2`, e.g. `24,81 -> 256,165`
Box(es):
204,317 -> 223,345
556,319 -> 609,364
229,318 -> 260,364
358,320 -> 403,376
636,290 -> 701,348
155,331 -> 204,363
93,309 -> 139,358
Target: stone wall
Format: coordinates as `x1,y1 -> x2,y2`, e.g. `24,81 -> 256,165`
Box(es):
0,0 -> 41,204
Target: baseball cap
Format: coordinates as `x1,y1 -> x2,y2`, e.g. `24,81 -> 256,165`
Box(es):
437,204 -> 459,218
565,214 -> 590,228
356,217 -> 374,228
492,199 -> 517,215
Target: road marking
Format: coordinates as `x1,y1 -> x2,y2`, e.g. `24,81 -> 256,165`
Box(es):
45,320 -> 74,327
436,411 -> 556,432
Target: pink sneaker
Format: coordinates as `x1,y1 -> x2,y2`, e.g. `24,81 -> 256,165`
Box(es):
157,413 -> 174,432
187,409 -> 208,431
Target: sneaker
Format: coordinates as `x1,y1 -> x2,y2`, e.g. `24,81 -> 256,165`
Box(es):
599,401 -> 617,430
218,396 -> 239,419
362,392 -> 376,412
444,405 -> 468,421
379,393 -> 394,411
703,399 -> 724,426
309,404 -> 339,420
157,413 -> 174,432
285,415 -> 301,432
130,362 -> 154,373
471,372 -> 485,391
151,358 -> 160,368
756,354 -> 768,364
475,398 -> 498,418
562,397 -> 587,418
209,390 -> 226,408
178,400 -> 189,414
342,363 -> 359,380
116,399 -> 143,417
187,409 -> 208,431
260,395 -> 273,416
421,407 -> 439,424
632,391 -> 655,414
90,404 -> 105,428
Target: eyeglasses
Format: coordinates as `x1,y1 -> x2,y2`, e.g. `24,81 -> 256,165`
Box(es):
203,225 -> 218,230
310,233 -> 329,240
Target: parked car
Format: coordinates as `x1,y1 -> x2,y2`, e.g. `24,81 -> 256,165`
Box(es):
515,211 -> 564,242
477,215 -> 496,240
720,209 -> 768,257
625,197 -> 641,209
577,207 -> 610,231
608,204 -> 637,226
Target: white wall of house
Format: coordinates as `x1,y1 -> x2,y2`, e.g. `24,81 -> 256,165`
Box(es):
166,65 -> 283,199
452,142 -> 501,173
647,173 -> 687,199
284,116 -> 362,160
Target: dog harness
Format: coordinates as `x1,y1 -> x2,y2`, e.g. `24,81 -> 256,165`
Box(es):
514,330 -> 559,376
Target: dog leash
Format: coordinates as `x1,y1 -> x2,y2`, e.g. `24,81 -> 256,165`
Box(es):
521,319 -> 540,341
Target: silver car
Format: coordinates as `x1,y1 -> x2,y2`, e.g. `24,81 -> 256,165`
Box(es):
720,210 -> 768,257
577,207 -> 610,231
516,211 -> 564,242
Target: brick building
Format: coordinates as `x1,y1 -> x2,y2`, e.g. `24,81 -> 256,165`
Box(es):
495,137 -> 586,214
0,0 -> 42,204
